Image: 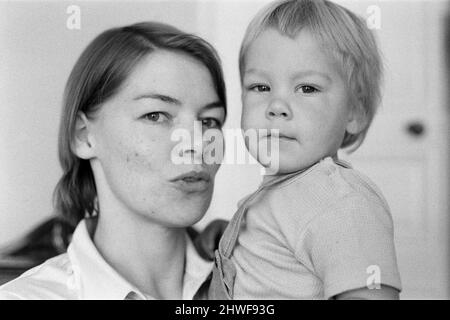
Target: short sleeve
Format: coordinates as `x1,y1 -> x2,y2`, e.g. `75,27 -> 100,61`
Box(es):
0,288 -> 23,300
295,193 -> 402,299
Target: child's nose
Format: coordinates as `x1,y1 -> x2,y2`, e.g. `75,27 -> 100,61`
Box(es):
266,98 -> 292,120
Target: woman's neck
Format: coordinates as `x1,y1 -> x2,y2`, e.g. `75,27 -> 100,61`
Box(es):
92,211 -> 187,299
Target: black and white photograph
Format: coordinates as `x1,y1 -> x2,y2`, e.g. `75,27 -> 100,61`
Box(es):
0,0 -> 449,303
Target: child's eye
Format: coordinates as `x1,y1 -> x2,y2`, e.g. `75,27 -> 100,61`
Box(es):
142,112 -> 170,123
296,85 -> 319,94
201,118 -> 222,129
248,84 -> 271,92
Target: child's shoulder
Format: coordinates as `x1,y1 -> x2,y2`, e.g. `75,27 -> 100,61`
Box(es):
262,158 -> 395,253
277,157 -> 386,202
267,157 -> 391,224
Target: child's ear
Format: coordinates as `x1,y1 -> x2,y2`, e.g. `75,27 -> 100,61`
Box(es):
72,112 -> 96,160
346,101 -> 367,135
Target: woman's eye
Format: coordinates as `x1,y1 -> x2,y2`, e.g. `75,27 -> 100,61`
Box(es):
249,84 -> 270,92
297,85 -> 319,94
201,118 -> 222,129
143,112 -> 170,123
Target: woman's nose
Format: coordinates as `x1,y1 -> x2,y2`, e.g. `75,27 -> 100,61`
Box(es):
180,121 -> 204,162
265,98 -> 292,120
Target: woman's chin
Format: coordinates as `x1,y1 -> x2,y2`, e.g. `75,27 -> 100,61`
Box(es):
165,214 -> 205,229
160,202 -> 211,228
178,204 -> 211,226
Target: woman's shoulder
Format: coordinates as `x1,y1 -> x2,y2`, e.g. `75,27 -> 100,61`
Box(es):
0,253 -> 76,300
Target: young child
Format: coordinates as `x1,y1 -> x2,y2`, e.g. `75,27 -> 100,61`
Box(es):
209,0 -> 402,299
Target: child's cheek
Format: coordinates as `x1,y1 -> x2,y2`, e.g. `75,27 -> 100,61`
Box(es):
244,99 -> 264,128
241,109 -> 259,132
240,102 -> 252,130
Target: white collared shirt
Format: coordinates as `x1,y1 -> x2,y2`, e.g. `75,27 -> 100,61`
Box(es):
0,219 -> 213,300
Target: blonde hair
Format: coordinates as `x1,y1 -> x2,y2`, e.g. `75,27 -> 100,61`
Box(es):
239,0 -> 383,151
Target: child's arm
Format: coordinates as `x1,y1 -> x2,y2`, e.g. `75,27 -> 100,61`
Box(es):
334,285 -> 400,300
295,193 -> 402,299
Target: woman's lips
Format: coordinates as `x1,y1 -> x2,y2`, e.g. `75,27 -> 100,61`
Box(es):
277,135 -> 296,141
170,170 -> 211,193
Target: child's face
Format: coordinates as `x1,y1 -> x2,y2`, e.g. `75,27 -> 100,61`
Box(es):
241,28 -> 360,174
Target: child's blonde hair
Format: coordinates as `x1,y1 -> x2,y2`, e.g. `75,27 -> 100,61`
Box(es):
239,0 -> 383,151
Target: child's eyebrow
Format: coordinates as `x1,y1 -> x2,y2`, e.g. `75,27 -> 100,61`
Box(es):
243,68 -> 268,77
290,70 -> 332,83
244,68 -> 332,84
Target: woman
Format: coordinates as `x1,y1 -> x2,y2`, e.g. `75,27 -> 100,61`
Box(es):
0,21 -> 227,299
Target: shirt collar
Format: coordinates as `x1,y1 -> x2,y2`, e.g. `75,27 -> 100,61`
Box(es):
67,219 -> 213,300
261,156 -> 353,185
183,229 -> 214,299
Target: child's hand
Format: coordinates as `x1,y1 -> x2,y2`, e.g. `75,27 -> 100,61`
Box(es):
193,219 -> 229,261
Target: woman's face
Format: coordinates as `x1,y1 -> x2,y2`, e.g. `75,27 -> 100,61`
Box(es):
85,50 -> 225,227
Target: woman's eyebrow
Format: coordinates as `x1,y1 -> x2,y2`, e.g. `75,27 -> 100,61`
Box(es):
133,92 -> 182,105
203,101 -> 224,110
134,92 -> 223,110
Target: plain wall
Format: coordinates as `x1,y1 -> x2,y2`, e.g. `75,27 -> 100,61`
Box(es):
0,0 -> 205,246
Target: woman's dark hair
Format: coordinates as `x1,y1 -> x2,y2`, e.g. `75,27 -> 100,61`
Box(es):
53,22 -> 227,227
